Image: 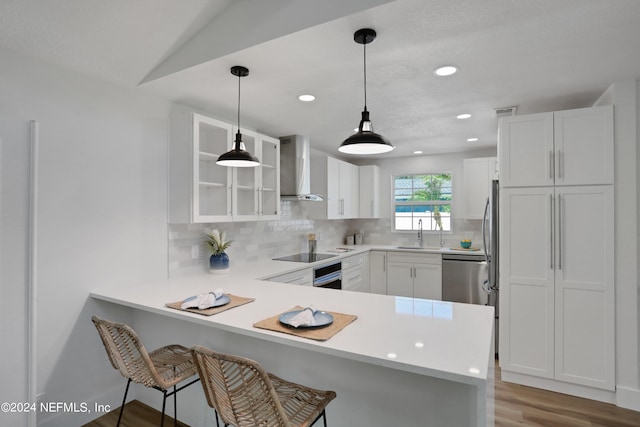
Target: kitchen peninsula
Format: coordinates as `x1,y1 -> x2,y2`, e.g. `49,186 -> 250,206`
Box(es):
91,248 -> 494,427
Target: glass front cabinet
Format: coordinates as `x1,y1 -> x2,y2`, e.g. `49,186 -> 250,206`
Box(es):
169,111 -> 280,223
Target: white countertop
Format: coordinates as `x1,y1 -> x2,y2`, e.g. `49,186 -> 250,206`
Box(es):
91,265 -> 494,386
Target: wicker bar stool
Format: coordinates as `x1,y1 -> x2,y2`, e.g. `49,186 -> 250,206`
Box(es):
91,315 -> 200,427
191,345 -> 337,427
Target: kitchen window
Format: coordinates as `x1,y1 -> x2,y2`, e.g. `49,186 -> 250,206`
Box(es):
392,173 -> 452,232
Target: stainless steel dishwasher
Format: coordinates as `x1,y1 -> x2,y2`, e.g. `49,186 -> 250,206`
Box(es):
441,253 -> 489,305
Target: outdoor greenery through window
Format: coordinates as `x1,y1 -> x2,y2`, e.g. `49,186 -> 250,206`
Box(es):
393,174 -> 452,232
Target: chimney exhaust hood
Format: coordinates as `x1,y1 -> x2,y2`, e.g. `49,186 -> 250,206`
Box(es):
279,135 -> 323,201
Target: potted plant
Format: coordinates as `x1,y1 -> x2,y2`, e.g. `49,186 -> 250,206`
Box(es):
204,229 -> 232,274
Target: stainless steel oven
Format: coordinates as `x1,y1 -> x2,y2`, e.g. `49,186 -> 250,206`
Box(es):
313,261 -> 342,289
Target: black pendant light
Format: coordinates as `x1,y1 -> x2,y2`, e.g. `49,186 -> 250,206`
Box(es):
339,28 -> 394,155
217,65 -> 260,167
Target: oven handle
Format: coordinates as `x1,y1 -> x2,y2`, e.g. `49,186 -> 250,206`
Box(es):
313,271 -> 342,286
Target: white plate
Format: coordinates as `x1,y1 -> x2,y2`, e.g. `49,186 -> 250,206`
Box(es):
279,309 -> 334,329
182,294 -> 230,309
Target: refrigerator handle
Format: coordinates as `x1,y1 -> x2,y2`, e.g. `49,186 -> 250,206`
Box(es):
482,197 -> 490,262
482,196 -> 491,287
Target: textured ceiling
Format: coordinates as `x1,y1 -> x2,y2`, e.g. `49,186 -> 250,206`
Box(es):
1,0 -> 640,159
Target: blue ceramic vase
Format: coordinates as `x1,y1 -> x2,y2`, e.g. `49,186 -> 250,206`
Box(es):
209,252 -> 230,274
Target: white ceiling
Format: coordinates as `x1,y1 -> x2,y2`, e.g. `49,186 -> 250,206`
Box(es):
1,0 -> 640,159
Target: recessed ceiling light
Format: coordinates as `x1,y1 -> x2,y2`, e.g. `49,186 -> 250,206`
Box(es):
414,341 -> 424,348
456,113 -> 471,119
387,352 -> 397,359
469,367 -> 480,374
467,137 -> 479,142
413,150 -> 423,154
298,94 -> 315,102
434,65 -> 458,76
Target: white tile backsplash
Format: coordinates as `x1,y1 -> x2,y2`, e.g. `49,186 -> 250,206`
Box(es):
168,200 -> 486,277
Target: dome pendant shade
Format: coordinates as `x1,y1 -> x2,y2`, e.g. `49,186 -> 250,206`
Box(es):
216,130 -> 260,167
217,65 -> 260,167
339,28 -> 393,155
339,109 -> 394,154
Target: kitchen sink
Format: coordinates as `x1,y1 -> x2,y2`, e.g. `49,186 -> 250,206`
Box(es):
396,246 -> 442,251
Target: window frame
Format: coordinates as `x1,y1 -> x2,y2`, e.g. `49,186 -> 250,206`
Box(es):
391,172 -> 453,233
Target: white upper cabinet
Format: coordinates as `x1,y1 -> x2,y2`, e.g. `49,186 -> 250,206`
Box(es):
499,105 -> 613,188
169,111 -> 279,223
310,154 -> 359,219
463,157 -> 497,220
233,129 -> 280,221
553,106 -> 614,186
499,112 -> 554,187
359,165 -> 380,218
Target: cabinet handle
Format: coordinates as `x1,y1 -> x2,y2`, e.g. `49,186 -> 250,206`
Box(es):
383,255 -> 386,272
557,150 -> 562,180
371,200 -> 374,216
558,194 -> 562,270
549,151 -> 555,180
550,194 -> 554,270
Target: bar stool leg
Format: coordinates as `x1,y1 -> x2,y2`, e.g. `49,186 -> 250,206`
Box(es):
173,384 -> 177,427
116,379 -> 132,427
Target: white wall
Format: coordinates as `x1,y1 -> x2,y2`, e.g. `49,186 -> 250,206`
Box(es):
0,117 -> 33,427
595,80 -> 640,410
0,47 -> 171,426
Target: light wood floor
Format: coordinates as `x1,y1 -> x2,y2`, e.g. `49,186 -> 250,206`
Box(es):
82,400 -> 190,427
85,365 -> 640,427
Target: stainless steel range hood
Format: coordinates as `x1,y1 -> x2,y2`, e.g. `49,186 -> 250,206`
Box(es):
279,135 -> 323,201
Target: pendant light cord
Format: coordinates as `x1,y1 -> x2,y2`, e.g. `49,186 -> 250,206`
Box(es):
237,73 -> 241,133
363,41 -> 368,111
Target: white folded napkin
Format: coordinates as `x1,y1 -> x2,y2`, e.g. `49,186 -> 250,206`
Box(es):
181,289 -> 224,310
288,306 -> 317,327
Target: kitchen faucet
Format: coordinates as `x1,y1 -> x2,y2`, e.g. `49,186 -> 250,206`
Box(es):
439,225 -> 444,248
417,219 -> 423,248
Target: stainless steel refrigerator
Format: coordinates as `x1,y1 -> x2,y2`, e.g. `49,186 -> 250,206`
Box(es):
482,179 -> 499,355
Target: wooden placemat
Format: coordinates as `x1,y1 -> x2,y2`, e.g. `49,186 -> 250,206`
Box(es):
253,306 -> 357,341
165,294 -> 255,316
449,247 -> 481,251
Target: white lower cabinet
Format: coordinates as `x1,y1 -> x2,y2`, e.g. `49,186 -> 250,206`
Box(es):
386,252 -> 442,300
500,185 -> 615,390
369,251 -> 387,295
342,253 -> 368,292
265,268 -> 313,287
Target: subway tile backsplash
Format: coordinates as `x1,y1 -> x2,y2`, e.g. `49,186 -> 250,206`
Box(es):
168,201 -> 485,276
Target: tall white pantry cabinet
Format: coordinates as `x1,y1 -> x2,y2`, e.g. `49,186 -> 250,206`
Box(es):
498,105 -> 615,392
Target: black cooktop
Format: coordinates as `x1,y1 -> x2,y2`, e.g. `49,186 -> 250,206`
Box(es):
273,253 -> 337,263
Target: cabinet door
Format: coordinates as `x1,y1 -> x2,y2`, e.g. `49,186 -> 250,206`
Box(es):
343,267 -> 365,292
347,163 -> 360,218
499,112 -> 554,188
554,186 -> 614,389
463,157 -> 491,220
413,263 -> 442,300
369,251 -> 387,295
258,135 -> 280,219
554,106 -> 614,186
232,129 -> 260,221
386,262 -> 414,298
359,165 -> 380,218
193,114 -> 233,223
500,187 -> 555,378
326,157 -> 341,219
338,160 -> 352,217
